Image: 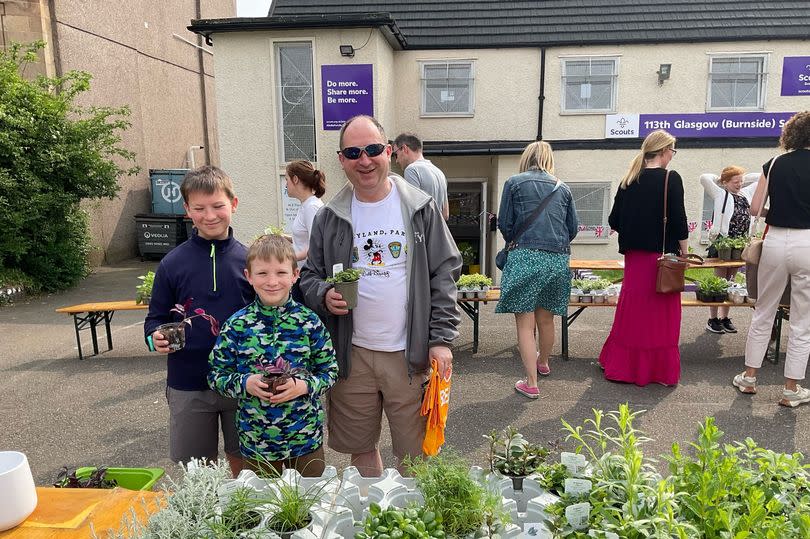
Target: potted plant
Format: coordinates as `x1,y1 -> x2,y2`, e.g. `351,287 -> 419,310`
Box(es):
456,274 -> 475,298
605,284 -> 621,305
578,280 -> 595,303
264,224 -> 293,243
569,279 -> 584,303
256,357 -> 309,395
466,273 -> 493,299
355,503 -> 445,538
457,241 -> 476,274
730,235 -> 748,260
157,299 -> 220,351
587,279 -> 612,304
326,268 -> 363,310
484,426 -> 549,492
711,236 -> 733,260
135,271 -> 155,305
209,485 -> 265,535
695,276 -> 729,303
405,450 -> 510,538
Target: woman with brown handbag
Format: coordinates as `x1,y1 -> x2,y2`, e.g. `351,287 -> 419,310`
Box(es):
599,130 -> 689,386
733,111 -> 810,407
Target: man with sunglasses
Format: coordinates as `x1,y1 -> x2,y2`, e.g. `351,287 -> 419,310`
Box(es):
392,133 -> 450,220
299,115 -> 461,476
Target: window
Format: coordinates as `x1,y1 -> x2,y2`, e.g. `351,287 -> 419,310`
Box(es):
276,42 -> 315,161
567,182 -> 612,242
421,61 -> 474,116
708,55 -> 767,110
561,57 -> 618,113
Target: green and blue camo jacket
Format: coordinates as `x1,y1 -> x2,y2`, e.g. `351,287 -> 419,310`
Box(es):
208,297 -> 337,461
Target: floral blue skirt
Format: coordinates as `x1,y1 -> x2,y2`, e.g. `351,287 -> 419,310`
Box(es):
495,248 -> 570,316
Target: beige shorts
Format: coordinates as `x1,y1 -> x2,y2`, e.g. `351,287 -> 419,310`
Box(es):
166,387 -> 240,463
327,345 -> 428,462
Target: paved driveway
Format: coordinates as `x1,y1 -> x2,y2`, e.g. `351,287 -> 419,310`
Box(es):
1,259 -> 806,486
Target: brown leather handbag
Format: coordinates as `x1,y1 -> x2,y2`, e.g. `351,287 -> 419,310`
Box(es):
656,170 -> 704,293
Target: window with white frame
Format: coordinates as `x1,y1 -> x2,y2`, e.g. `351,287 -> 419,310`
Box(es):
561,57 -> 618,113
567,182 -> 612,242
708,55 -> 767,110
276,42 -> 316,161
421,61 -> 475,116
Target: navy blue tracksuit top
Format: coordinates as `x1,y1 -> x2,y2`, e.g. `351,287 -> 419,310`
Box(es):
144,229 -> 254,391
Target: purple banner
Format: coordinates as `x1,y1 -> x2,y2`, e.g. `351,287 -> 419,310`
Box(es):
781,57 -> 810,96
638,112 -> 795,138
321,64 -> 374,130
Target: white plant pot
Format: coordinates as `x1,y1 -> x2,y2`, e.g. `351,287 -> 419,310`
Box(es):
579,295 -> 593,303
592,293 -> 606,304
0,452 -> 37,531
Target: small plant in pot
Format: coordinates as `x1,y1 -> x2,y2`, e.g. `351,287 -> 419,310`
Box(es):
256,356 -> 309,395
484,426 -> 549,492
456,274 -> 476,298
730,235 -> 748,260
158,299 -> 219,351
326,268 -> 363,310
135,271 -> 155,305
467,273 -> 493,298
711,235 -> 734,260
209,485 -> 265,535
587,278 -> 612,304
695,275 -> 729,303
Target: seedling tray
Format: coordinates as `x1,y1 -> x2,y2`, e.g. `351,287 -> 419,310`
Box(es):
74,466 -> 164,491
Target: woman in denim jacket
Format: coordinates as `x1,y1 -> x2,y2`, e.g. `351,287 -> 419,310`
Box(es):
496,141 -> 578,399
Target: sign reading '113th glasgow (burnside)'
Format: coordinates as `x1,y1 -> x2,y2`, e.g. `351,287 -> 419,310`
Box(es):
605,112 -> 796,139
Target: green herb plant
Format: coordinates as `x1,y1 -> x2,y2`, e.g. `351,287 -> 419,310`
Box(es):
135,271 -> 155,305
665,418 -> 810,538
405,450 -> 510,537
696,275 -> 729,294
354,503 -> 445,539
548,405 -> 696,538
326,268 -> 363,283
456,241 -> 476,266
457,274 -> 492,289
485,425 -> 549,477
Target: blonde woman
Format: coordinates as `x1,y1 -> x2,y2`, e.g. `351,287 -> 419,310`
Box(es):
599,130 -> 688,386
700,165 -> 758,333
495,141 -> 579,399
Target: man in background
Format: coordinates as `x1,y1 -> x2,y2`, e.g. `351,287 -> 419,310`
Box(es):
393,132 -> 450,220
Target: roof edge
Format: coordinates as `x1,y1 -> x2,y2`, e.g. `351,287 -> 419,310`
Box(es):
188,14 -> 406,49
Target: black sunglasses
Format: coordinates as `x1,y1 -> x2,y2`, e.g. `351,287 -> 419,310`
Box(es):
337,143 -> 387,160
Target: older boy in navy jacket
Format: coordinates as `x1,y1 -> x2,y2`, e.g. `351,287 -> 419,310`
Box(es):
144,166 -> 254,475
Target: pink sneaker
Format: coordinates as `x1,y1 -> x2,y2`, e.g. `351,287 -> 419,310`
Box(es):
537,361 -> 551,376
515,380 -> 539,399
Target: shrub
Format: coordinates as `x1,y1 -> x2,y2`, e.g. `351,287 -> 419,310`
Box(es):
0,41 -> 138,291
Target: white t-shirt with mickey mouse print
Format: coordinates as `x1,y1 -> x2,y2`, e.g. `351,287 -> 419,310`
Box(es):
350,183 -> 408,351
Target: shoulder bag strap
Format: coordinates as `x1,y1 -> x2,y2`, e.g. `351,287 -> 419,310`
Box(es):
661,170 -> 670,256
749,154 -> 779,235
506,179 -> 561,248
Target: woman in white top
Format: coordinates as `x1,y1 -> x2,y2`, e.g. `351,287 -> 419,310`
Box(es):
286,160 -> 326,302
699,165 -> 759,334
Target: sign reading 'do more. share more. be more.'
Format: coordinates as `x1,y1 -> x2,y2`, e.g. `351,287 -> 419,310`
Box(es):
605,112 -> 796,139
781,57 -> 810,96
321,64 -> 374,130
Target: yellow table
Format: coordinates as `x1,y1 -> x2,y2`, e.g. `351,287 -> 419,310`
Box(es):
0,487 -> 162,538
55,300 -> 147,360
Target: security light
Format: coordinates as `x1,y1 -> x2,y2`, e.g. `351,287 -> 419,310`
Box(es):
657,63 -> 672,85
339,45 -> 355,58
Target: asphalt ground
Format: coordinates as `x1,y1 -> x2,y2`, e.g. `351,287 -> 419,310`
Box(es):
1,258 -> 808,487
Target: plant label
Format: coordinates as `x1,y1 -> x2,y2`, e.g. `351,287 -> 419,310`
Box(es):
589,531 -> 619,539
332,263 -> 343,276
564,478 -> 592,496
561,452 -> 588,475
216,480 -> 244,501
522,523 -> 553,538
565,502 -> 590,530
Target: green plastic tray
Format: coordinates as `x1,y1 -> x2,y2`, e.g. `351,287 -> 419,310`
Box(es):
74,466 -> 164,491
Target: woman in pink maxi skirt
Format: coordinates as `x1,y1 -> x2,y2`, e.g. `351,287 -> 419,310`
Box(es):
599,130 -> 689,386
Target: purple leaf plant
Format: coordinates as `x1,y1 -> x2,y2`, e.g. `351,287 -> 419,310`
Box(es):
170,298 -> 220,336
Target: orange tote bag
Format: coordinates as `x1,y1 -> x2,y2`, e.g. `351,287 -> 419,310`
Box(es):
420,358 -> 451,456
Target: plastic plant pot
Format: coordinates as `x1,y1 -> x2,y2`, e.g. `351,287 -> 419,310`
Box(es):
156,322 -> 186,351
74,467 -> 164,491
333,280 -> 359,310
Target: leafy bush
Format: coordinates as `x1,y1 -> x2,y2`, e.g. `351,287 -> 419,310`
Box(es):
0,41 -> 138,291
457,273 -> 492,289
696,275 -> 729,294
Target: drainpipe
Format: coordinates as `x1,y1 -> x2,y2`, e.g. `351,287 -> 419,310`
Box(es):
195,0 -> 212,164
537,47 -> 546,141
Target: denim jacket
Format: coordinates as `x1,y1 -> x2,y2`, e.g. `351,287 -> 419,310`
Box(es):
498,169 -> 579,254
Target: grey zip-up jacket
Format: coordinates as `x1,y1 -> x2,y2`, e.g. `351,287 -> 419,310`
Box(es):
299,174 -> 462,379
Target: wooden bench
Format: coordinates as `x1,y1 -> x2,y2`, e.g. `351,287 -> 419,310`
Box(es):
457,288 -> 789,363
55,300 -> 147,360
